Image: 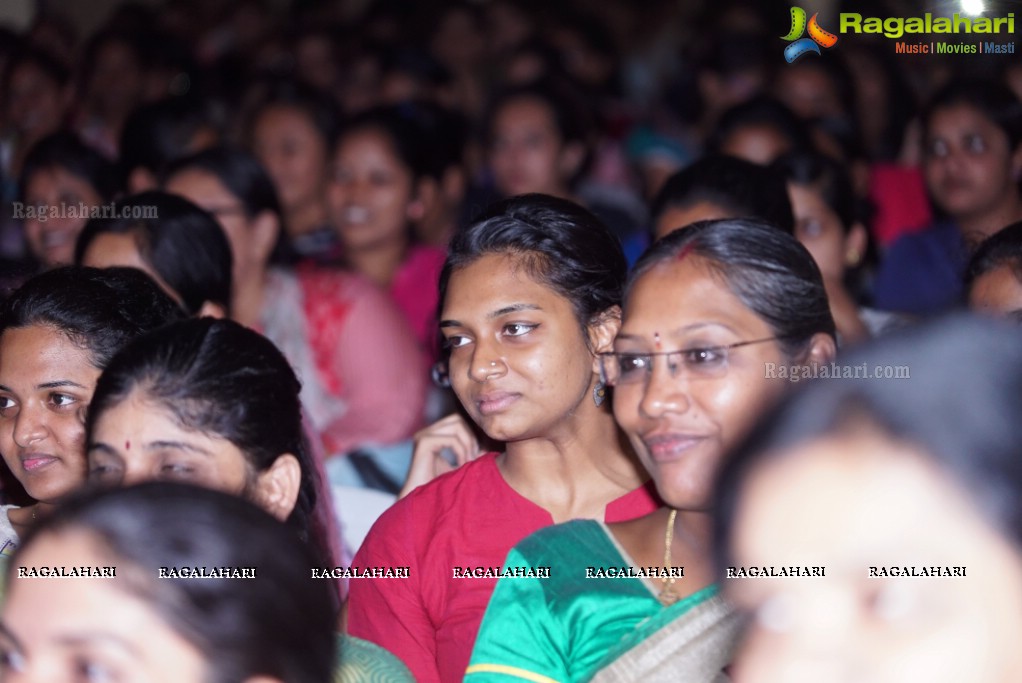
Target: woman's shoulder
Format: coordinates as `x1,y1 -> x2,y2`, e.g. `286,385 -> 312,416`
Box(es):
334,634 -> 414,683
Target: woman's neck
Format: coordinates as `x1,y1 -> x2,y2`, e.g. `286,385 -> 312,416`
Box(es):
232,269 -> 268,329
285,197 -> 328,238
958,193 -> 1022,246
345,238 -> 408,289
498,400 -> 646,523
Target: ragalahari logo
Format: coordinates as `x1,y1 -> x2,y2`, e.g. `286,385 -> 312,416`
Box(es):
782,7 -> 838,62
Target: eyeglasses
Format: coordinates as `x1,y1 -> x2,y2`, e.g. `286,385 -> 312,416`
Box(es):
598,337 -> 780,387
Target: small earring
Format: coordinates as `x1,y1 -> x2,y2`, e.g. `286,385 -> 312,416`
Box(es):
593,381 -> 607,407
846,248 -> 861,266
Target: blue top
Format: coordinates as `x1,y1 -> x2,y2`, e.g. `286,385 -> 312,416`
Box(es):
872,221 -> 967,316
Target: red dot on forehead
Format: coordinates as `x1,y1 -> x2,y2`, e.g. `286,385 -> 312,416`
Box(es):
675,242 -> 696,262
125,440 -> 130,451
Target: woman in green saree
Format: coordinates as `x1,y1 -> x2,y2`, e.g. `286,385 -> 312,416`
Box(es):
466,219 -> 838,682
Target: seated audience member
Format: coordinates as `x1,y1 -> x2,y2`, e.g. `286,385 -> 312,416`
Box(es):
773,150 -> 901,342
163,147 -> 426,457
348,195 -> 659,682
17,132 -> 120,271
650,154 -> 794,241
706,96 -> 813,166
0,267 -> 184,553
468,219 -> 836,682
965,220 -> 1022,321
327,105 -> 447,357
84,317 -> 414,680
873,80 -> 1022,315
714,314 -> 1022,682
76,191 -> 233,317
3,482 -> 336,683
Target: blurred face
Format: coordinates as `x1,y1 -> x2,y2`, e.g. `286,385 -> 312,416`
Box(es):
23,167 -> 102,267
728,430 -> 1022,683
0,325 -> 100,502
88,390 -> 251,494
2,530 -> 207,682
654,202 -> 732,241
489,97 -> 573,197
439,253 -> 596,443
969,266 -> 1022,320
788,182 -> 847,281
79,233 -> 183,307
719,125 -> 791,166
774,65 -> 843,121
611,257 -> 787,508
327,128 -> 417,253
5,63 -> 64,140
924,104 -> 1022,227
251,105 -> 329,212
88,41 -> 144,115
165,169 -> 256,285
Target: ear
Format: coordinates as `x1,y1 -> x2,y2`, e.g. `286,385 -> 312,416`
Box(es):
196,301 -> 228,319
800,332 -> 837,366
441,165 -> 467,204
843,222 -> 869,268
588,305 -> 622,374
558,141 -> 586,181
250,210 -> 280,265
253,453 -> 302,522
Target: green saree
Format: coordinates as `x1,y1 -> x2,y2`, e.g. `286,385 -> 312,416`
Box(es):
465,519 -> 739,682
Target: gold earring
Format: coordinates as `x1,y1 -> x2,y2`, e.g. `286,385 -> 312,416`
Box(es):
846,248 -> 861,266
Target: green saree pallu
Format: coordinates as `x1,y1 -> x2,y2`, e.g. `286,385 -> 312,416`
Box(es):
465,520 -> 740,683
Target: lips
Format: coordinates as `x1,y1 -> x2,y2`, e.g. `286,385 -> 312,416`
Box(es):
341,205 -> 371,225
641,432 -> 709,463
19,453 -> 59,472
475,391 -> 521,416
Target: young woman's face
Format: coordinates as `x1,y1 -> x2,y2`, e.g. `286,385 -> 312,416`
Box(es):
439,253 -> 597,443
88,390 -> 251,495
23,167 -> 102,268
251,105 -> 329,212
0,324 -> 99,503
924,104 -> 1022,227
327,127 -> 417,253
489,96 -> 572,197
5,62 -> 64,140
611,257 -> 788,509
788,182 -> 848,282
2,529 -> 208,683
727,430 -> 1022,683
165,169 -> 255,285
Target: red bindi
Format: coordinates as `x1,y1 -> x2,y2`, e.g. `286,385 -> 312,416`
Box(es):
654,332 -> 662,350
125,440 -> 130,451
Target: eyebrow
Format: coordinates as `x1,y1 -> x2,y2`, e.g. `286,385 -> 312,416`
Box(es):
440,303 -> 543,328
37,380 -> 89,390
55,633 -> 141,658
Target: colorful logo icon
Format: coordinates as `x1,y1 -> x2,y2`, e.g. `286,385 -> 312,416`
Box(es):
782,7 -> 838,63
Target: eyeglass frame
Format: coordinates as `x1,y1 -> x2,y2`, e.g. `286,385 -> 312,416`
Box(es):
597,336 -> 784,387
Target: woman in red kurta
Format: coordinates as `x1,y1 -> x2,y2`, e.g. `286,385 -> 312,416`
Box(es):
347,194 -> 659,681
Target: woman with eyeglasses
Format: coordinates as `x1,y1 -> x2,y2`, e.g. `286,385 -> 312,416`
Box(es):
346,194 -> 660,682
466,219 -> 836,682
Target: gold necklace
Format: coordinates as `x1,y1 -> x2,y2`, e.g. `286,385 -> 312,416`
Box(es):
659,508 -> 679,605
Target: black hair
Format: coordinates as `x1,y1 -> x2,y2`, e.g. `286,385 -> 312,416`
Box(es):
86,318 -> 329,569
628,219 -> 835,359
650,154 -> 795,234
10,482 -> 335,683
714,314 -> 1022,572
163,146 -> 294,266
440,193 -> 626,348
19,132 -> 120,206
706,96 -> 814,160
965,220 -> 1022,295
74,191 -> 233,316
118,96 -> 219,179
923,78 -> 1022,151
0,266 -> 185,369
337,104 -> 433,180
246,78 -> 342,150
771,149 -> 857,231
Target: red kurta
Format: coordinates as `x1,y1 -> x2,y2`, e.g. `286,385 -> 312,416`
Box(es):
347,453 -> 660,682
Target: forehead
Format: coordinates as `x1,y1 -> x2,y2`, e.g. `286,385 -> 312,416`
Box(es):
928,103 -> 1003,138
621,257 -> 770,335
0,324 -> 95,375
495,97 -> 557,128
442,252 -> 570,314
166,169 -> 233,202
